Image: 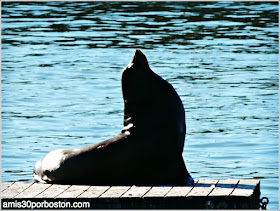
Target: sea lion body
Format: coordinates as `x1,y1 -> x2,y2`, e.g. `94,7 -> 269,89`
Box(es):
33,49 -> 193,185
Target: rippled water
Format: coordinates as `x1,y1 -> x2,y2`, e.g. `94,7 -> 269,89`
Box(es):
1,2 -> 278,209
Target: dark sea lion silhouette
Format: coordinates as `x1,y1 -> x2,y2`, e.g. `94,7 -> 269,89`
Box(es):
33,49 -> 193,186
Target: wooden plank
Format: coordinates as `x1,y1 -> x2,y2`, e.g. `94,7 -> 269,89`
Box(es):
15,183 -> 52,198
56,185 -> 90,198
0,179 -> 260,209
1,182 -> 15,192
143,186 -> 172,198
187,179 -> 218,197
121,186 -> 151,198
2,182 -> 33,198
165,185 -> 195,197
99,186 -> 131,198
209,179 -> 239,196
35,184 -> 70,198
231,179 -> 260,197
78,186 -> 110,198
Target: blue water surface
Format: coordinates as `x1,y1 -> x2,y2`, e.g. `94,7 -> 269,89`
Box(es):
1,2 -> 279,209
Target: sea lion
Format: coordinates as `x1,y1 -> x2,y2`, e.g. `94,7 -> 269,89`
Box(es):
33,49 -> 193,186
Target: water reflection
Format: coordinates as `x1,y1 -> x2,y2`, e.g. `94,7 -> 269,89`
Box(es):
2,2 -> 278,52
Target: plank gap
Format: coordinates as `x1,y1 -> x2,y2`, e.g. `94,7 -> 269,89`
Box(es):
98,186 -> 109,198
141,186 -> 153,198
15,183 -> 52,198
1,182 -> 15,192
163,186 -> 174,197
36,184 -> 71,198
230,179 -> 240,195
143,186 -> 173,198
187,179 -> 218,197
78,186 -> 110,198
230,179 -> 260,197
56,185 -> 90,198
75,186 -> 92,198
54,185 -> 72,198
165,181 -> 198,197
208,179 -> 240,197
34,184 -> 53,197
12,182 -> 35,198
119,186 -> 133,198
121,186 -> 152,198
99,186 -> 131,198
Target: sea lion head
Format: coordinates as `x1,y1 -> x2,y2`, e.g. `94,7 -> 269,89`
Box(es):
121,49 -> 153,104
121,49 -> 172,105
121,50 -> 186,151
121,49 -> 183,108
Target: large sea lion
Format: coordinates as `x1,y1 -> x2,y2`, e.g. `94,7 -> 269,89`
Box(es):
33,49 -> 193,186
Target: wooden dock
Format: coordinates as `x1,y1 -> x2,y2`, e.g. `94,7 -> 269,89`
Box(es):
1,179 -> 260,209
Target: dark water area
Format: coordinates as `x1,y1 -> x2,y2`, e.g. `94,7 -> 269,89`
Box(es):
1,1 -> 278,209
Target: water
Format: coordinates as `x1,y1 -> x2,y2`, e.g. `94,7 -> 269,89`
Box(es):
1,1 -> 278,209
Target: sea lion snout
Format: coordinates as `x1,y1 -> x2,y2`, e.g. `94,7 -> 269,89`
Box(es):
122,49 -> 150,79
121,50 -> 152,104
130,49 -> 150,69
